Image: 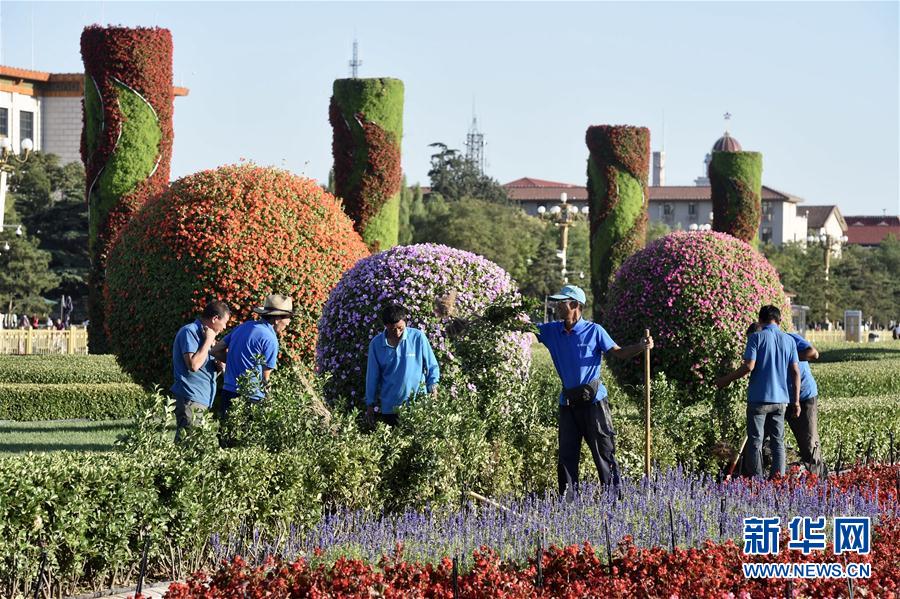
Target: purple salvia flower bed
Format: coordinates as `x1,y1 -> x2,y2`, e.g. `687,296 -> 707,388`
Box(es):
210,466 -> 890,567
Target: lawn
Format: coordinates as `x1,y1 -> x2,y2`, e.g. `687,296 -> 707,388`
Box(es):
0,419 -> 132,454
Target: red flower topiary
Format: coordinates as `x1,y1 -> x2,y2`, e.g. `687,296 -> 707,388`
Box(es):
104,164 -> 369,387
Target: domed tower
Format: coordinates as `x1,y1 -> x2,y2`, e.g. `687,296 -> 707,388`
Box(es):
694,130 -> 743,186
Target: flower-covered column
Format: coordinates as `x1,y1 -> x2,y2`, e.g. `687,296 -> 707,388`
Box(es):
329,78 -> 404,251
81,25 -> 174,353
709,151 -> 763,245
585,125 -> 650,314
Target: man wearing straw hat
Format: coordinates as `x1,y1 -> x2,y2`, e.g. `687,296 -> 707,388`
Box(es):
211,293 -> 293,420
535,284 -> 653,498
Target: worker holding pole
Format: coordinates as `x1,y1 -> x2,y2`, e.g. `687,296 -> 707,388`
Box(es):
532,284 -> 654,500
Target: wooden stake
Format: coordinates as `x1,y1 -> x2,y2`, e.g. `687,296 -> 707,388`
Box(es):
726,437 -> 748,480
644,329 -> 652,477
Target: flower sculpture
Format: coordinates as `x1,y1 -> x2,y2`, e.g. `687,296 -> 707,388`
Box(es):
81,25 -> 175,353
104,164 -> 369,387
604,231 -> 790,404
316,243 -> 531,404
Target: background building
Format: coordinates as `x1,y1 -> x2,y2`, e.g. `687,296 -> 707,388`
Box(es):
0,64 -> 188,165
504,131 -> 868,248
843,215 -> 900,247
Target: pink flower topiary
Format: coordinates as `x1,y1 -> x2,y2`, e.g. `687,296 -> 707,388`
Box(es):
604,231 -> 790,401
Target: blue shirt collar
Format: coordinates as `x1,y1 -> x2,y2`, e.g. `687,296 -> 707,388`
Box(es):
381,329 -> 406,347
762,323 -> 779,331
562,318 -> 589,335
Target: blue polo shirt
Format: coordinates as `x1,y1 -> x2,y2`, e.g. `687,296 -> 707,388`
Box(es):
743,324 -> 799,404
537,319 -> 617,405
365,327 -> 440,415
171,319 -> 218,407
222,319 -> 279,401
787,332 -> 819,401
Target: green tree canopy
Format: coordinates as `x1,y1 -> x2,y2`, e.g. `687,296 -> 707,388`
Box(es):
4,152 -> 88,318
764,239 -> 900,328
427,143 -> 508,204
412,196 -> 542,283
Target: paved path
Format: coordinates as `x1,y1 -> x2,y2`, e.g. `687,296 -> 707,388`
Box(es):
67,581 -> 175,599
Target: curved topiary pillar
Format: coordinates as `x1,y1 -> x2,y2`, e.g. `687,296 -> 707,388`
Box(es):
329,78 -> 403,251
81,25 -> 174,354
585,125 -> 650,314
709,151 -> 762,245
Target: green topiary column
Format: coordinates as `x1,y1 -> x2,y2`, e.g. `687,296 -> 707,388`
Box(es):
81,26 -> 174,353
709,151 -> 762,245
585,125 -> 650,314
329,78 -> 404,251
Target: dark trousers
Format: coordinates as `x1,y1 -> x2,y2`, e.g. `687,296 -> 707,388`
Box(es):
558,401 -> 620,497
745,402 -> 786,479
375,413 -> 399,427
218,389 -> 243,421
174,394 -> 208,442
786,396 -> 827,476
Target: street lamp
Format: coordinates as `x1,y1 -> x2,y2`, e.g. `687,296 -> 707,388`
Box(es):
538,192 -> 588,284
806,230 -> 849,328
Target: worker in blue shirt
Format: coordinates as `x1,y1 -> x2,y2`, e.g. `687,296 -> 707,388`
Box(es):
785,331 -> 826,475
716,305 -> 801,479
365,303 -> 440,427
211,294 -> 293,420
534,285 -> 653,497
171,300 -> 231,441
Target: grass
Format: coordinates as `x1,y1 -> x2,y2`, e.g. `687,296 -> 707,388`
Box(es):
0,419 -> 133,454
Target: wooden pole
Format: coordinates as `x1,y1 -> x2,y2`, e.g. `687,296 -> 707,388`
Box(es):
644,328 -> 651,476
726,436 -> 748,480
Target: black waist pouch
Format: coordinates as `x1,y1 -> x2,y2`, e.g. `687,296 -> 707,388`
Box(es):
563,377 -> 602,405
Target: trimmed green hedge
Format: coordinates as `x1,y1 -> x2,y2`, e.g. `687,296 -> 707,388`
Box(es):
0,444 -> 324,598
0,355 -> 132,384
0,383 -> 147,421
818,395 -> 900,463
812,358 -> 900,398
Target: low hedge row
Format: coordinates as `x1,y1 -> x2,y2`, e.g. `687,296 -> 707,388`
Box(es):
0,383 -> 147,420
0,355 -> 132,384
812,358 -> 900,398
818,395 -> 900,463
0,427 -> 343,597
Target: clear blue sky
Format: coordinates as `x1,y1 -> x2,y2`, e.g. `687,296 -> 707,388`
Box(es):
1,1 -> 897,215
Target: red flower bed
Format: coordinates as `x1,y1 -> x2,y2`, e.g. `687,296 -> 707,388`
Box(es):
163,517 -> 899,597
163,464 -> 900,598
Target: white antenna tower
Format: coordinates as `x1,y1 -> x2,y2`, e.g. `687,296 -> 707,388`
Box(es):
349,39 -> 362,78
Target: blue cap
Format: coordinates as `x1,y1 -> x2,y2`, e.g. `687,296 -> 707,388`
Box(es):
549,284 -> 586,305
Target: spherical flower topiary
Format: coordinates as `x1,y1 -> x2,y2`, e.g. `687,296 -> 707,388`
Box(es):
603,231 -> 790,402
316,243 -> 531,404
104,164 -> 369,387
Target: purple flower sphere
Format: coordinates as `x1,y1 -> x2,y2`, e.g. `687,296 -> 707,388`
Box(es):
604,231 -> 790,400
316,243 -> 531,403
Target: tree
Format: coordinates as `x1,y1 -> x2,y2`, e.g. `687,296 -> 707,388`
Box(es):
397,178 -> 423,245
412,197 -> 542,283
6,152 -> 89,319
427,143 -> 508,204
0,227 -> 59,315
646,221 -> 671,243
763,239 -> 900,328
